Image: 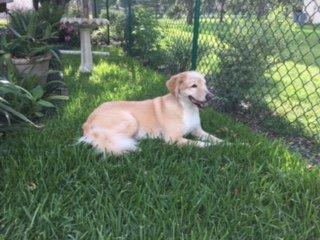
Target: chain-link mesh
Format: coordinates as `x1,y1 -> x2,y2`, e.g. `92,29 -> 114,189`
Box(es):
198,0 -> 320,143
123,0 -> 320,143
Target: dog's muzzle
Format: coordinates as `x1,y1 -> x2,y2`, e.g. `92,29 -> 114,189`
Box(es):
188,93 -> 213,109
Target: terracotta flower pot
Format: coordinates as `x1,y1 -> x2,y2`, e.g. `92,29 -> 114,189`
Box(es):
11,54 -> 52,85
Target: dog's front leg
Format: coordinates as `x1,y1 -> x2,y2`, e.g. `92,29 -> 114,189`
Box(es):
192,128 -> 224,144
165,137 -> 209,148
177,138 -> 210,148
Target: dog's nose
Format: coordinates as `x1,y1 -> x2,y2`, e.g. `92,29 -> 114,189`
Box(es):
205,92 -> 214,101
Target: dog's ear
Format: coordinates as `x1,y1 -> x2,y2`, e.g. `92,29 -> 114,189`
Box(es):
166,74 -> 183,97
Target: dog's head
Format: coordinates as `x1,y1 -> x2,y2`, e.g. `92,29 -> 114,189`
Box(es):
166,71 -> 214,109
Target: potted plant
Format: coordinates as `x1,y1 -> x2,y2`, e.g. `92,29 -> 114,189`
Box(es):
0,66 -> 68,128
1,10 -> 60,85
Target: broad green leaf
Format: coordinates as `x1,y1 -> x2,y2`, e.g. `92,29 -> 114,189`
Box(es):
50,49 -> 62,64
0,102 -> 39,127
46,95 -> 69,101
37,99 -> 55,108
31,86 -> 44,100
35,111 -> 44,117
45,80 -> 66,87
9,27 -> 21,38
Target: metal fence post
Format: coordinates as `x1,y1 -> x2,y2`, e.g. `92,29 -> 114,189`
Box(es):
93,0 -> 98,18
126,0 -> 133,55
106,0 -> 110,45
191,0 -> 201,70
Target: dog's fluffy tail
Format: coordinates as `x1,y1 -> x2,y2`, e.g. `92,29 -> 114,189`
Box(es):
79,126 -> 138,155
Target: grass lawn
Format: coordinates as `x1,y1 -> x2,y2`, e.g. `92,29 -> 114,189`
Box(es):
1,48 -> 320,239
160,17 -> 320,141
0,20 -> 7,30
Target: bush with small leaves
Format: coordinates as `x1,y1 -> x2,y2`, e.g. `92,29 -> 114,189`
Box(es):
131,6 -> 162,60
99,7 -> 126,42
212,19 -> 287,111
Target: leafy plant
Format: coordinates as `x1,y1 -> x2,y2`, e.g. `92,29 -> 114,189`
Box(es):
212,22 -> 284,111
0,9 -> 68,132
91,26 -> 109,45
99,7 -> 126,42
131,6 -> 162,59
165,4 -> 185,19
0,70 -> 68,129
155,38 -> 210,75
37,2 -> 65,31
0,78 -> 38,128
214,41 -> 267,110
164,38 -> 192,74
59,23 -> 80,47
1,10 -> 59,59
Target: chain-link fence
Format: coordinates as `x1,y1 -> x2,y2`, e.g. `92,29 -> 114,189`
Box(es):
115,0 -> 320,144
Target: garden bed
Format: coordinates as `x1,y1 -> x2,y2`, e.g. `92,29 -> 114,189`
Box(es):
1,49 -> 320,239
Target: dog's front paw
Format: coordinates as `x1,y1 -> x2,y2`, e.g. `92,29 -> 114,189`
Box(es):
206,136 -> 224,145
198,141 -> 212,148
221,141 -> 231,146
215,138 -> 225,144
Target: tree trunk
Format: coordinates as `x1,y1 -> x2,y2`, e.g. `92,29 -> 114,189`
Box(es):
257,1 -> 267,19
219,1 -> 226,23
39,0 -> 70,8
81,0 -> 90,18
186,0 -> 194,25
33,0 -> 39,10
186,7 -> 194,24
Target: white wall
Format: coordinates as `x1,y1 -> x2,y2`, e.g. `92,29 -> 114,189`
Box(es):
7,0 -> 34,11
304,0 -> 320,24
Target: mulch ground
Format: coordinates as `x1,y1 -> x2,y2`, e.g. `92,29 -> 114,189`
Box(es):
231,110 -> 320,165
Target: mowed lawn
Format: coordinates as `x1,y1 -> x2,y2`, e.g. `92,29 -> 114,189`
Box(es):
0,19 -> 8,30
160,17 -> 320,140
1,49 -> 320,239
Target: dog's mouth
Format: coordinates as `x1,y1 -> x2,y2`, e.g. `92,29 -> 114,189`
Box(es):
188,96 -> 208,109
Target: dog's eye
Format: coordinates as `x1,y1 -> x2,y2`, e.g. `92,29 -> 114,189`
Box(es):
191,84 -> 197,88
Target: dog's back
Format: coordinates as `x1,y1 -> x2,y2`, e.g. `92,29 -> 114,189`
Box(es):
80,98 -> 168,155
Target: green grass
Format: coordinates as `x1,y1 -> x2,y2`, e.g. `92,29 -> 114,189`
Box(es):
1,48 -> 320,239
0,19 -> 7,29
160,16 -> 320,141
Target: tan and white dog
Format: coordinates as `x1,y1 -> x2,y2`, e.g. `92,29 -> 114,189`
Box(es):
80,71 -> 224,155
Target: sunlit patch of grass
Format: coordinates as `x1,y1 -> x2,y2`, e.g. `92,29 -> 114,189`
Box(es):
264,61 -> 320,139
1,48 -> 320,239
0,19 -> 7,29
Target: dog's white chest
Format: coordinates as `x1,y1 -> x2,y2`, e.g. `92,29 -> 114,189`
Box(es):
182,106 -> 200,135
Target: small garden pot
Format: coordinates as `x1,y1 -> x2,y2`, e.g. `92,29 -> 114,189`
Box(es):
11,54 -> 52,86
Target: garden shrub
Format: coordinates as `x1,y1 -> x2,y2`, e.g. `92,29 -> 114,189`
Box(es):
37,2 -> 64,32
0,9 -> 68,129
55,0 -> 80,47
163,38 -> 192,74
139,37 -> 192,74
98,7 -> 126,42
212,20 -> 286,111
131,6 -> 162,60
1,66 -> 67,122
214,39 -> 268,111
38,3 -> 68,45
165,4 -> 184,19
59,23 -> 80,47
154,37 -> 210,75
3,10 -> 59,59
0,77 -> 37,128
91,26 -> 109,45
